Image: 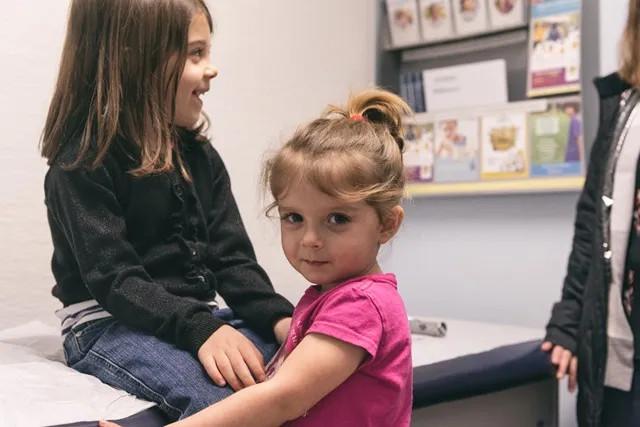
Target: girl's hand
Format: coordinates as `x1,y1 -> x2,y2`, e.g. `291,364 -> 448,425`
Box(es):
98,421 -> 121,427
273,317 -> 292,344
541,341 -> 578,393
198,325 -> 266,391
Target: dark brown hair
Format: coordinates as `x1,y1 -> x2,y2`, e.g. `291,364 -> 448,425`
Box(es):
41,0 -> 212,176
263,89 -> 412,221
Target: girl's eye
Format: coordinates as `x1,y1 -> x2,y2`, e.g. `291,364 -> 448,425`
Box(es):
328,213 -> 350,225
281,213 -> 303,224
190,48 -> 204,59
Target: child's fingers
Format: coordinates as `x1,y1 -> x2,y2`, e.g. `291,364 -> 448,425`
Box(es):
229,349 -> 256,388
250,343 -> 265,368
242,345 -> 266,383
98,421 -> 121,427
216,353 -> 242,391
568,356 -> 578,392
200,354 -> 226,387
541,341 -> 553,352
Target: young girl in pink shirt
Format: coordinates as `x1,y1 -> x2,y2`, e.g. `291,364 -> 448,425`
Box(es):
102,88 -> 413,426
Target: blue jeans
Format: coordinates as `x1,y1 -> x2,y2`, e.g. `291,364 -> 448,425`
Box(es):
62,308 -> 278,421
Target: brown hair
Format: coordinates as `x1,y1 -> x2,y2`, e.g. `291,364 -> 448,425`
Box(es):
263,89 -> 412,221
620,0 -> 640,86
41,0 -> 213,176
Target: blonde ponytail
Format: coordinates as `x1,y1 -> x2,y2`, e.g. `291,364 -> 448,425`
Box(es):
325,89 -> 412,150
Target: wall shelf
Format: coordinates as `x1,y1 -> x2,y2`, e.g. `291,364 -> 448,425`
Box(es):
406,176 -> 584,198
377,8 -> 531,102
386,25 -> 529,56
376,0 -> 590,199
399,27 -> 529,63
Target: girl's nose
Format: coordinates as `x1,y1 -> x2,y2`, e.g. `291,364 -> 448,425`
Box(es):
205,64 -> 218,80
301,228 -> 323,249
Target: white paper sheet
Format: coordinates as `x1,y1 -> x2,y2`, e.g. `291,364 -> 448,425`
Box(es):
0,321 -> 155,427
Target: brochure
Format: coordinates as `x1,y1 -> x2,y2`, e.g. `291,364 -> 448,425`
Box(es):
404,122 -> 435,182
419,0 -> 456,42
487,0 -> 526,30
527,0 -> 581,97
386,0 -> 422,47
529,96 -> 583,176
434,117 -> 480,182
451,0 -> 489,37
480,111 -> 529,179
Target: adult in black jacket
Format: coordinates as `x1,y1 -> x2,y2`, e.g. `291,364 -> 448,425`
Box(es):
544,3 -> 640,425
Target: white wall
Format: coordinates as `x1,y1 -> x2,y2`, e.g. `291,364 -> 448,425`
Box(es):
0,2 -> 69,327
386,193 -> 577,326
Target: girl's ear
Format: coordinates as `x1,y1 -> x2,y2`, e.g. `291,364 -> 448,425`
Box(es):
379,205 -> 404,244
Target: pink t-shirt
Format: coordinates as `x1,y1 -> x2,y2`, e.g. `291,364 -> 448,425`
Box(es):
275,273 -> 412,427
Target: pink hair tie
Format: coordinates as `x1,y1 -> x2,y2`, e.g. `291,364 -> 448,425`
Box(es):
350,113 -> 365,122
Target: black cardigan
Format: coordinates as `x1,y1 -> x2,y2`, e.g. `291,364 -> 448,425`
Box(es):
45,137 -> 293,356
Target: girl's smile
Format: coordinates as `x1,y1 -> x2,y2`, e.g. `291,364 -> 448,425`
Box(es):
174,12 -> 218,128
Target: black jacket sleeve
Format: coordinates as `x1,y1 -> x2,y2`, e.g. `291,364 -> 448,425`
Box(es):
45,159 -> 225,356
203,145 -> 294,340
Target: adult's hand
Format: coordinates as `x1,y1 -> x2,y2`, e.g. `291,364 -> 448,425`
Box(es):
541,341 -> 578,393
